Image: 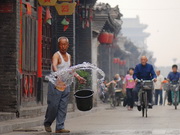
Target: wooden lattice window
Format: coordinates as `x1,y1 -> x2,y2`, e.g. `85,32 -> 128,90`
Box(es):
42,21 -> 52,71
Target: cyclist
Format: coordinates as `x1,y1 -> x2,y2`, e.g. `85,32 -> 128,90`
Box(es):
167,64 -> 180,105
133,56 -> 157,111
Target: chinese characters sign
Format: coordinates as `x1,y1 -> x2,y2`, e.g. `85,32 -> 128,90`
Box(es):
55,2 -> 76,15
38,0 -> 57,6
0,3 -> 13,13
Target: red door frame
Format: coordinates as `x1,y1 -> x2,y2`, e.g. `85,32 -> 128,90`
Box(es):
37,6 -> 43,78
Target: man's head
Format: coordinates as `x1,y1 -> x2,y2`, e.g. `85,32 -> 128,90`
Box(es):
156,70 -> 160,76
114,74 -> 120,82
58,37 -> 69,54
120,75 -> 124,80
172,64 -> 178,73
140,56 -> 148,66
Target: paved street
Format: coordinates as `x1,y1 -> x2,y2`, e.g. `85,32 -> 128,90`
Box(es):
3,104 -> 180,135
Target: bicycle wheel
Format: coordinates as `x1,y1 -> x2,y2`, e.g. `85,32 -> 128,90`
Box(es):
174,92 -> 177,110
144,92 -> 148,117
141,92 -> 145,117
163,91 -> 167,106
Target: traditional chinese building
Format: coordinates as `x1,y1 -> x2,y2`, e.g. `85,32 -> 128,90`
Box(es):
122,16 -> 156,66
93,3 -> 126,81
0,0 -> 42,115
122,16 -> 150,50
0,0 -> 100,120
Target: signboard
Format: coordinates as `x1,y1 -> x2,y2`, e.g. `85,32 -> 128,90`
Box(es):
38,0 -> 57,6
55,2 -> 76,15
58,0 -> 72,1
0,3 -> 13,13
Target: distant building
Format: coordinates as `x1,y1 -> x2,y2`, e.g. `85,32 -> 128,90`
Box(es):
121,16 -> 156,66
122,16 -> 150,50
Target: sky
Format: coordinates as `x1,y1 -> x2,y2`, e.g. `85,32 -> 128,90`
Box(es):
98,0 -> 180,67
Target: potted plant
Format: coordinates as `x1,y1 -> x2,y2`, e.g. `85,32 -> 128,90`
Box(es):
75,70 -> 92,90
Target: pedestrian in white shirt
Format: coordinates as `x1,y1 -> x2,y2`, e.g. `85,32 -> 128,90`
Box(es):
154,70 -> 164,105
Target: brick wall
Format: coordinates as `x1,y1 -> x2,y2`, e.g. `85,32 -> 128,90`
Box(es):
75,13 -> 92,64
51,7 -> 74,64
0,0 -> 18,112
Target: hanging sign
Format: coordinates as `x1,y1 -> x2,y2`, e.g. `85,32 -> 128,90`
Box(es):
55,2 -> 76,15
26,3 -> 32,15
45,7 -> 52,25
58,0 -> 72,1
38,0 -> 57,6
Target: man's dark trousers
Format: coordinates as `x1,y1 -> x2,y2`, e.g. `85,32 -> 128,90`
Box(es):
155,89 -> 163,105
44,82 -> 70,131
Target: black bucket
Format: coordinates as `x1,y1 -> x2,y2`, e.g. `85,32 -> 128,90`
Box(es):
74,89 -> 94,111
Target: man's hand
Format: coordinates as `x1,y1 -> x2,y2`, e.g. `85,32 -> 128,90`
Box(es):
77,75 -> 86,84
122,88 -> 126,94
135,79 -> 139,83
153,78 -> 157,82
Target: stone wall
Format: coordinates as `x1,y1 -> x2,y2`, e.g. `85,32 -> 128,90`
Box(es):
0,0 -> 18,112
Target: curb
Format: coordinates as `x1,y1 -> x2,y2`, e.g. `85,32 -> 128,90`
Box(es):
0,105 -> 106,134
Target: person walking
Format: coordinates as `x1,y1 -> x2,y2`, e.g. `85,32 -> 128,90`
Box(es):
154,70 -> 164,105
123,68 -> 136,110
106,77 -> 119,107
44,37 -> 85,133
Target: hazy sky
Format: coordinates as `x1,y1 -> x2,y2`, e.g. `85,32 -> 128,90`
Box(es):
98,0 -> 180,67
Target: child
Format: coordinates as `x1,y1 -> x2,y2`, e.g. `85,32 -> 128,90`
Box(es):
124,68 -> 136,111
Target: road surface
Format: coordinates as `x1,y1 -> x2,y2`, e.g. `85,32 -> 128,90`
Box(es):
3,104 -> 180,135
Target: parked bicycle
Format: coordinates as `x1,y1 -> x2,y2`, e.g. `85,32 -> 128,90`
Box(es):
138,79 -> 154,117
169,81 -> 180,110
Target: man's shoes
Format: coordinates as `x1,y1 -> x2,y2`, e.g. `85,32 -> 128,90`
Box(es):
44,126 -> 52,132
56,129 -> 70,133
168,102 -> 172,106
148,103 -> 153,109
137,105 -> 141,111
137,101 -> 141,106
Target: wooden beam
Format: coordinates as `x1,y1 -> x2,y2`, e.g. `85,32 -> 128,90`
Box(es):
19,0 -> 23,73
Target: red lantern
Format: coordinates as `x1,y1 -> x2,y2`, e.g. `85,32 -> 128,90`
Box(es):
117,58 -> 120,64
113,58 -> 119,64
115,58 -> 118,64
98,32 -> 109,44
107,33 -> 114,44
113,58 -> 116,63
119,60 -> 123,65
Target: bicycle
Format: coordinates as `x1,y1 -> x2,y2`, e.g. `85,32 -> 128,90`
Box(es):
108,83 -> 116,108
138,80 -> 154,117
163,83 -> 169,106
169,81 -> 180,110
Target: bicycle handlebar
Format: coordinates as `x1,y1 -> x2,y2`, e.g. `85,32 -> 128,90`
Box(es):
137,79 -> 154,83
169,81 -> 180,84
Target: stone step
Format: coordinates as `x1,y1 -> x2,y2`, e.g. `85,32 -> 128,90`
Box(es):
19,104 -> 74,118
0,105 -> 105,134
0,112 -> 16,122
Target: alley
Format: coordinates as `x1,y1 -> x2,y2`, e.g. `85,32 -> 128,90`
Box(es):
3,105 -> 180,135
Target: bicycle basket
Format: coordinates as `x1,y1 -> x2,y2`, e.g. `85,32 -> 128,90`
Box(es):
163,83 -> 169,91
142,82 -> 153,90
170,84 -> 179,91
